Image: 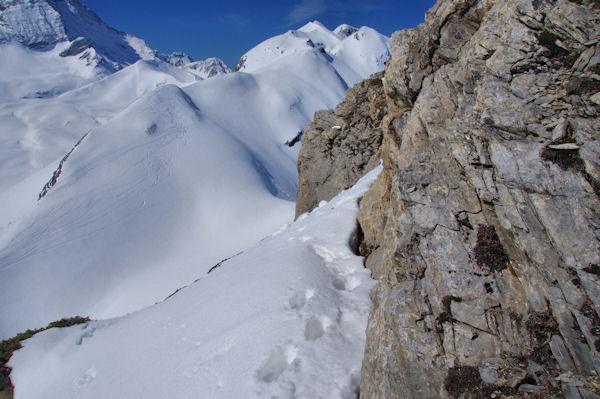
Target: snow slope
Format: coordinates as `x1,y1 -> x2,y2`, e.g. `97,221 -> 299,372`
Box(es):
0,18 -> 390,340
0,47 -> 356,338
9,167 -> 381,399
0,81 -> 294,338
0,56 -> 197,192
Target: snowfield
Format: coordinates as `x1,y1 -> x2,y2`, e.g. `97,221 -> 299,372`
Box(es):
0,19 -> 390,340
9,167 -> 381,399
1,6 -> 390,396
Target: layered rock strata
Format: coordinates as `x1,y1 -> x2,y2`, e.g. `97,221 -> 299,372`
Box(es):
297,0 -> 600,397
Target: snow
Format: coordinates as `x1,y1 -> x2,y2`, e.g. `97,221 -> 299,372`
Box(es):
333,24 -> 359,38
0,80 -> 295,338
0,55 -> 196,192
330,26 -> 392,86
9,166 -> 381,399
183,57 -> 231,79
1,11 -> 390,394
0,33 -> 374,338
0,0 -> 155,72
235,20 -> 391,87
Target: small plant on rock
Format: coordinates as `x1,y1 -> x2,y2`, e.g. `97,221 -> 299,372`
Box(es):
473,225 -> 509,273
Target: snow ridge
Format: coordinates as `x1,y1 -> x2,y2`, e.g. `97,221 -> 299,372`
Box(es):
234,20 -> 391,87
9,167 -> 382,399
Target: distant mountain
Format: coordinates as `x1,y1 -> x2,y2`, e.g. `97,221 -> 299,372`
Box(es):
234,20 -> 391,87
0,0 -> 156,71
158,51 -> 193,67
333,23 -> 358,38
183,57 -> 231,79
0,0 -> 229,77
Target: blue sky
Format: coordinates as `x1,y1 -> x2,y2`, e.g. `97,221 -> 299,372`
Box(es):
83,0 -> 436,68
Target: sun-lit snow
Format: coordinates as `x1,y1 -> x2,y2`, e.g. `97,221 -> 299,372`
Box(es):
0,16 -> 389,340
9,166 -> 381,399
1,3 -> 391,396
235,20 -> 391,87
333,24 -> 359,38
0,55 -> 197,192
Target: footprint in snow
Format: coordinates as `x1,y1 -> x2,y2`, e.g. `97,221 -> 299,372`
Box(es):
76,326 -> 96,345
75,366 -> 97,388
256,344 -> 298,383
332,275 -> 362,291
312,244 -> 337,263
288,288 -> 314,310
304,315 -> 331,341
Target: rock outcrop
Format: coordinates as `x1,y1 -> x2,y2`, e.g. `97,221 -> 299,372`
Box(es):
296,0 -> 600,397
295,72 -> 386,218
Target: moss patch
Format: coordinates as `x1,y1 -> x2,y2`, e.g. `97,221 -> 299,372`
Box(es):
541,147 -> 584,172
444,365 -> 517,399
540,123 -> 583,173
367,78 -> 383,87
566,76 -> 600,96
473,225 -> 508,273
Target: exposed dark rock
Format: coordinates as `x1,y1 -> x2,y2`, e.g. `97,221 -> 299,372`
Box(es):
38,133 -> 88,200
59,37 -> 90,57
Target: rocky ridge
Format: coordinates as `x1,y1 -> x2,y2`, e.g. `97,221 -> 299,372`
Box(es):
296,0 -> 600,397
295,71 -> 386,218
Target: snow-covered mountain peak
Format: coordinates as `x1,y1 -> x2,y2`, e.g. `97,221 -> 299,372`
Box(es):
0,0 -> 156,72
297,20 -> 328,33
183,57 -> 231,79
333,23 -> 358,38
233,21 -> 391,88
157,51 -> 193,67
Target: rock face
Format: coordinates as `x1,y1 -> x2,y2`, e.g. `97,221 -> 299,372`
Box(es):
296,0 -> 600,397
295,72 -> 386,218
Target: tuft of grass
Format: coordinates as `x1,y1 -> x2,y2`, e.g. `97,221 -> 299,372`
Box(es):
473,225 -> 508,273
541,147 -> 584,172
47,316 -> 90,329
444,366 -> 483,398
443,365 -> 519,399
367,78 -> 383,87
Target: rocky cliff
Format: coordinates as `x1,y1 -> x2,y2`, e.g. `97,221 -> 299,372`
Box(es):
296,0 -> 600,397
296,71 -> 386,218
